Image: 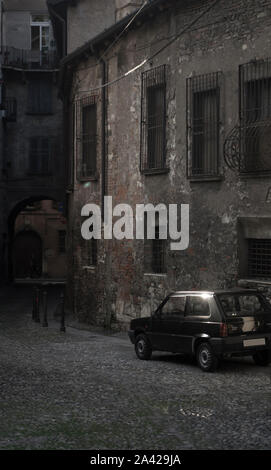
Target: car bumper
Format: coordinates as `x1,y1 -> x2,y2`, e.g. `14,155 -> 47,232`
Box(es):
210,333 -> 271,356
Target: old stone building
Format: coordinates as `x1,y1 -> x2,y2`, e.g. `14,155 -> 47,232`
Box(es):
51,0 -> 271,329
0,0 -> 66,282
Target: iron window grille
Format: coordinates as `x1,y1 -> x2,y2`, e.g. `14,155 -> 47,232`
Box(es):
76,95 -> 98,180
152,225 -> 166,274
28,136 -> 54,174
58,230 -> 66,254
140,64 -> 168,173
239,58 -> 271,174
248,238 -> 271,279
84,239 -> 97,267
187,72 -> 222,178
144,215 -> 166,274
90,239 -> 98,266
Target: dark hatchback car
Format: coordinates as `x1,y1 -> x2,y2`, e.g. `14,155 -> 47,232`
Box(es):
128,289 -> 271,372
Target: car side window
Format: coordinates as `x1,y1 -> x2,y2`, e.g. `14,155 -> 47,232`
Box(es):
161,296 -> 186,317
185,296 -> 210,317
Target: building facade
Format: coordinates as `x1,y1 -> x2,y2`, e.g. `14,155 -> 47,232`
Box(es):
0,0 -> 66,282
53,0 -> 271,329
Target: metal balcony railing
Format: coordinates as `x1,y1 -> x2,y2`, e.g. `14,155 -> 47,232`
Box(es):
1,46 -> 59,70
224,120 -> 271,174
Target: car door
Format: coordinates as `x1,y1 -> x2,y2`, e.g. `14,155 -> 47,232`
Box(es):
181,295 -> 213,353
150,295 -> 187,352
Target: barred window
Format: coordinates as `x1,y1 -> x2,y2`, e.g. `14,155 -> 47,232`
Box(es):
248,239 -> 271,278
140,65 -> 167,173
76,95 -> 97,179
90,239 -> 98,266
240,58 -> 271,173
152,225 -> 166,274
58,230 -> 66,253
187,72 -> 222,177
27,78 -> 53,114
84,239 -> 97,267
144,214 -> 166,274
28,137 -> 53,174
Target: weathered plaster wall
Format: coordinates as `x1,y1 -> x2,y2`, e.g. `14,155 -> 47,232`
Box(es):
67,0 -> 116,54
68,0 -> 271,329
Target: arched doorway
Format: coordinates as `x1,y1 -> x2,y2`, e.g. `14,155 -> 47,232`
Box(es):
8,196 -> 67,282
12,230 -> 42,279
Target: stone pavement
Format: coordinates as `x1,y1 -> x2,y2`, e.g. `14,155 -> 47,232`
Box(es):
0,286 -> 270,450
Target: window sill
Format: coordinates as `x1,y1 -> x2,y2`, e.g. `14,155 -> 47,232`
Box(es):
238,278 -> 271,286
79,174 -> 99,182
141,168 -> 170,176
239,172 -> 271,179
82,266 -> 96,271
189,175 -> 224,183
144,273 -> 167,277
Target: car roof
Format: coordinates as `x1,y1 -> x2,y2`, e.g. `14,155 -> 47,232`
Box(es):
170,288 -> 260,296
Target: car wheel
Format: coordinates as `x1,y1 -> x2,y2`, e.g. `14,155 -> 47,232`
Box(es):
196,342 -> 218,372
135,334 -> 152,360
253,350 -> 271,366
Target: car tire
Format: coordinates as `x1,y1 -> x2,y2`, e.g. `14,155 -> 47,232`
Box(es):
135,334 -> 152,360
253,350 -> 271,366
196,342 -> 218,372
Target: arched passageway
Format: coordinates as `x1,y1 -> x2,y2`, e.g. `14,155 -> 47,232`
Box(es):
12,230 -> 42,279
8,196 -> 67,282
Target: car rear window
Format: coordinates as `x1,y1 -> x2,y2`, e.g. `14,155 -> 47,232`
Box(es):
218,293 -> 270,317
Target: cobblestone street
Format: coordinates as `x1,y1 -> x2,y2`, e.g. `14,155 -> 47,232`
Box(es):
0,287 -> 270,450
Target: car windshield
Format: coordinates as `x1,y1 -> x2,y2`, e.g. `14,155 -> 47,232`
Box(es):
217,293 -> 271,317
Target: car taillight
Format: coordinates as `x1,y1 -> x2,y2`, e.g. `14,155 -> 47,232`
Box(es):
220,323 -> 228,337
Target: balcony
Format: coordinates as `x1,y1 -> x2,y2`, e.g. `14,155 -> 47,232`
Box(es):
1,46 -> 59,71
224,120 -> 271,175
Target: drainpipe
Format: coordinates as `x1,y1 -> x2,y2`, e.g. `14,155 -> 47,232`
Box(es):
100,57 -> 111,328
101,58 -> 106,221
90,44 -> 106,220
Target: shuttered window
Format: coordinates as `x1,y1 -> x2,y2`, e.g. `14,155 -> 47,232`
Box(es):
28,137 -> 54,174
27,79 -> 53,114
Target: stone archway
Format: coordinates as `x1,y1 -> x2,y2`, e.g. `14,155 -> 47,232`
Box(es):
7,196 -> 56,282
